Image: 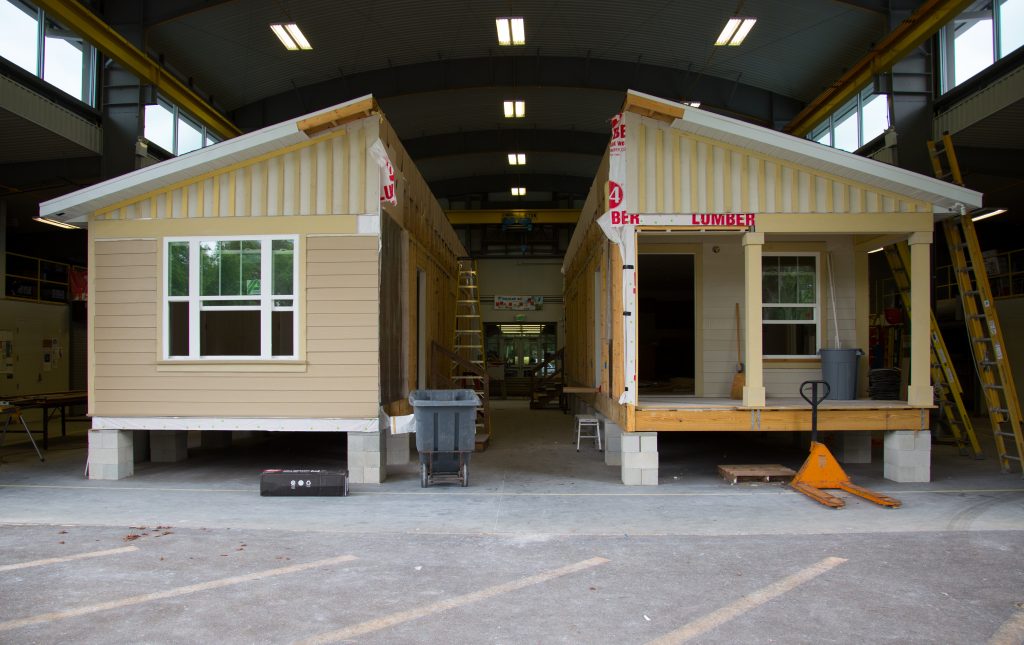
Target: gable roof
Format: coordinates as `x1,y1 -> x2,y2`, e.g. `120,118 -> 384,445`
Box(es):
624,90 -> 982,214
39,96 -> 378,223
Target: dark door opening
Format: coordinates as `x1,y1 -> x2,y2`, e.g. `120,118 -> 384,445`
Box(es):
638,254 -> 695,395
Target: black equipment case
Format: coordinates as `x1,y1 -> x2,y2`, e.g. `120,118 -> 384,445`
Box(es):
259,469 -> 349,496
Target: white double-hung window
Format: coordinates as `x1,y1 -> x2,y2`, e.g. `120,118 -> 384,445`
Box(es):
762,253 -> 820,358
165,236 -> 298,359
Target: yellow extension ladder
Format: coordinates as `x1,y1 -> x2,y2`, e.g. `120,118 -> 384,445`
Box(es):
942,217 -> 1024,474
929,133 -> 1024,474
882,242 -> 982,458
452,259 -> 491,449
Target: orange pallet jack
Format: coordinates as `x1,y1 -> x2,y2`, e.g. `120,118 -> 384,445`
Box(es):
790,381 -> 901,509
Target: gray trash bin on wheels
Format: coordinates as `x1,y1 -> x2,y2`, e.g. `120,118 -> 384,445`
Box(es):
408,389 -> 480,487
818,348 -> 864,400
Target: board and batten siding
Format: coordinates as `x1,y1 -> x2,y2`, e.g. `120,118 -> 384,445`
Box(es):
91,232 -> 380,419
94,119 -> 376,221
628,116 -> 932,216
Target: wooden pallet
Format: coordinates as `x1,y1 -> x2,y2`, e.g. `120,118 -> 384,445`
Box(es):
717,464 -> 795,485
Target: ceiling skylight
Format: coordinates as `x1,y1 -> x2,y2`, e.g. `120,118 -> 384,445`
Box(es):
508,153 -> 526,166
511,187 -> 526,196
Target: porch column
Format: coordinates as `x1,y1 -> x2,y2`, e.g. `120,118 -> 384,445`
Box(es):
907,232 -> 933,407
742,232 -> 766,407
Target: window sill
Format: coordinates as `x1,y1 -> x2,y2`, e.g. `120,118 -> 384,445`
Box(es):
765,358 -> 821,368
157,360 -> 308,373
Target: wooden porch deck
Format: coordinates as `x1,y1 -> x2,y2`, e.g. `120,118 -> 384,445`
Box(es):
635,396 -> 929,432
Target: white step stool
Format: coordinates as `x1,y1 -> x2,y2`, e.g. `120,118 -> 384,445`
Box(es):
574,414 -> 602,452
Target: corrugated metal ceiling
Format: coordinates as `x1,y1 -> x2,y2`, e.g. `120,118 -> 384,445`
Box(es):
145,0 -> 886,110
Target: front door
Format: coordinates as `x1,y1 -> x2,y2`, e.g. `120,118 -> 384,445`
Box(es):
637,253 -> 696,395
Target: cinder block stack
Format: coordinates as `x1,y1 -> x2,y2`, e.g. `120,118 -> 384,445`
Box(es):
87,429 -> 133,480
603,420 -> 623,466
621,432 -> 658,486
348,431 -> 385,483
883,430 -> 931,482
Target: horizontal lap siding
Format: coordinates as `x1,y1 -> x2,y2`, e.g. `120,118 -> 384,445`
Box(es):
699,236 -> 858,398
92,235 -> 380,418
699,240 -> 745,397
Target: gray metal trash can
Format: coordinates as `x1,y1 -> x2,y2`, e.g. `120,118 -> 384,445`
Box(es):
818,348 -> 863,400
408,389 -> 480,487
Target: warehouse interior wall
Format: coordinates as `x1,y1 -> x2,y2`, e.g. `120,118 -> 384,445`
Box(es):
0,299 -> 71,421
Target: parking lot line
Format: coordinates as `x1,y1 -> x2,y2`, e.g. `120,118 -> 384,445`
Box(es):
0,546 -> 138,572
293,556 -> 610,645
0,554 -> 357,633
645,556 -> 848,644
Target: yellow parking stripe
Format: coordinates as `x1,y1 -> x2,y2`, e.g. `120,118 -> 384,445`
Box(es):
294,557 -> 610,644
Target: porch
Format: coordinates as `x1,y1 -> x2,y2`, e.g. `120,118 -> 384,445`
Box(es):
635,396 -> 928,433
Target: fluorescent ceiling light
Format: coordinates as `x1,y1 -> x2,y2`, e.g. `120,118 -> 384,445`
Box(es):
496,17 -> 525,45
508,153 -> 526,166
867,247 -> 885,254
715,17 -> 756,46
503,100 -> 525,118
511,187 -> 526,196
33,217 -> 78,230
498,324 -> 544,335
971,208 -> 1007,222
271,23 -> 312,50
685,101 -> 701,108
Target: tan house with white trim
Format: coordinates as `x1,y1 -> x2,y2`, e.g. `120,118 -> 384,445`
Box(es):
39,96 -> 463,483
563,91 -> 982,485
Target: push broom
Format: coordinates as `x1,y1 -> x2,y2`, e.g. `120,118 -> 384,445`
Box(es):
730,303 -> 744,399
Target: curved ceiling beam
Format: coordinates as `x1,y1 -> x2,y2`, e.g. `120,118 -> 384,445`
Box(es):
230,56 -> 806,131
403,130 -> 609,159
428,173 -> 593,198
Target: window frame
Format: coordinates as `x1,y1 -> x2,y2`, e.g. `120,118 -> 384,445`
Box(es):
761,252 -> 821,359
806,84 -> 890,152
144,93 -> 222,156
0,0 -> 98,106
938,0 -> 1023,93
163,235 -> 299,361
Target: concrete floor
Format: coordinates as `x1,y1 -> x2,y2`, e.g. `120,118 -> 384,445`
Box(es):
1,400 -> 1023,643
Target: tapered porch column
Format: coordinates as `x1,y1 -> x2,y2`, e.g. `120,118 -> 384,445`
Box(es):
742,232 -> 766,407
907,231 -> 933,406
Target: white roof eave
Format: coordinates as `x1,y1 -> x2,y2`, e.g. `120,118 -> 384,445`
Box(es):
39,95 -> 375,220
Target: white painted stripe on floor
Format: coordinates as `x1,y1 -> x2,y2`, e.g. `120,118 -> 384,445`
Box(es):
293,556 -> 609,645
2,484 -> 1023,497
0,546 -> 138,572
645,556 -> 847,645
0,554 -> 357,632
988,606 -> 1024,645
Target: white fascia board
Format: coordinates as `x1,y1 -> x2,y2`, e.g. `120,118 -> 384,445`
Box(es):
673,107 -> 982,213
40,94 -> 376,220
92,416 -> 380,432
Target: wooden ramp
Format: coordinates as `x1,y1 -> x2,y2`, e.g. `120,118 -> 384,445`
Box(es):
717,464 -> 795,485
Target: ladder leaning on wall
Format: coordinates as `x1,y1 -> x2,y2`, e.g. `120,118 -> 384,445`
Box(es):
882,242 -> 982,458
451,259 -> 491,450
929,133 -> 1024,474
